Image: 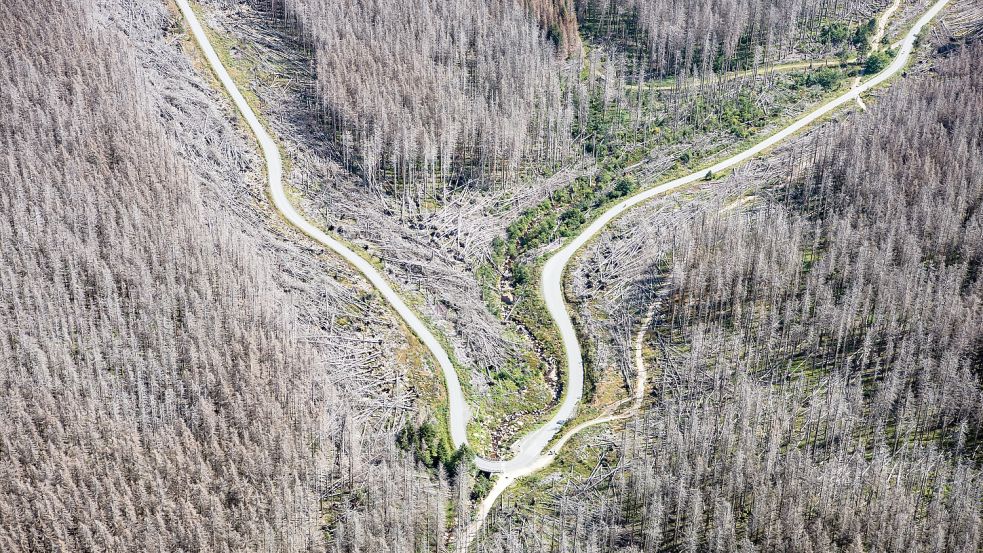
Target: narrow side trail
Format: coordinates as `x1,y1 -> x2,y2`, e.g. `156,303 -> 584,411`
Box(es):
462,303 -> 657,551
876,0 -> 904,47
856,0 -> 904,110
175,0 -> 948,547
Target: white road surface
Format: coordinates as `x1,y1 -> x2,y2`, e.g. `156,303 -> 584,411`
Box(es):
175,0 -> 949,481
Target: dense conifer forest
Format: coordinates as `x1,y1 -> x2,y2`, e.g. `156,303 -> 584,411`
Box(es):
1,1 -> 453,550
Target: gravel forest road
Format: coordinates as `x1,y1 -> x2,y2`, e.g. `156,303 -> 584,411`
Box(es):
175,0 -> 949,495
481,0 -> 950,473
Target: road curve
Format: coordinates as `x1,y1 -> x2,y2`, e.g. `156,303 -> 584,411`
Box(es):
175,0 -> 949,479
479,0 -> 950,474
175,0 -> 470,458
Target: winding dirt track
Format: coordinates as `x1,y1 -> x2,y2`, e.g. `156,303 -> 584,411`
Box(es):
174,0 -> 949,547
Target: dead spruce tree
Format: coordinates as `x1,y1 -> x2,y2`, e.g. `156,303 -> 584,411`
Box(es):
264,0 -> 576,203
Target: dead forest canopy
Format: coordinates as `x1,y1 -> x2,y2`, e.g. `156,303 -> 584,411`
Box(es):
0,1 -> 458,551
244,0 -> 886,206
577,0 -> 882,75
4,0 -> 982,551
478,41 -> 983,553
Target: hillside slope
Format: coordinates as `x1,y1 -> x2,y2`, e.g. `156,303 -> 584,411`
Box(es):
0,1 -> 451,550
479,39 -> 983,552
